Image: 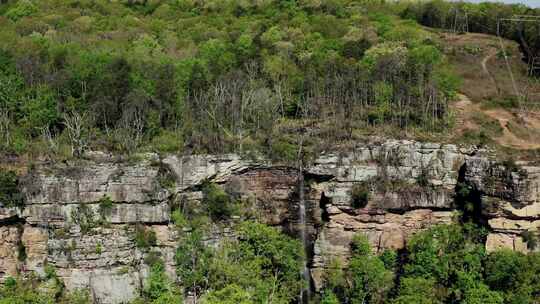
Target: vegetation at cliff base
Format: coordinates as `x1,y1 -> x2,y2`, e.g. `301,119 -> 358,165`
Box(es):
175,220 -> 305,303
320,223 -> 540,304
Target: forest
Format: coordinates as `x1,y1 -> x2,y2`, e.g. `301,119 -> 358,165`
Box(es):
0,0 -> 462,160
1,0 -> 540,304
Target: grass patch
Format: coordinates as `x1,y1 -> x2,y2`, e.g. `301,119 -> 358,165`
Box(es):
70,205 -> 95,234
157,163 -> 176,190
481,98 -> 520,110
135,224 -> 157,249
506,121 -> 540,141
98,195 -> 113,221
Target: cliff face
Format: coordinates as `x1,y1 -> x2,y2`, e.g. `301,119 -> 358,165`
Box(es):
0,140 -> 539,303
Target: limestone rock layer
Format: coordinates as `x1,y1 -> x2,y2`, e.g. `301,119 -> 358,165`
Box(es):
0,140 -> 539,303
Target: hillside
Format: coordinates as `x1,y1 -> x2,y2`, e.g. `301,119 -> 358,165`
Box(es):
0,0 -> 460,161
440,32 -> 540,151
0,1 -> 540,304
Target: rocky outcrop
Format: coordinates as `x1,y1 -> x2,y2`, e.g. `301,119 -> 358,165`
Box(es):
0,139 -> 538,303
464,158 -> 540,253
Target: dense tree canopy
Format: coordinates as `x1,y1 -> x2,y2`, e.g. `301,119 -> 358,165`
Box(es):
0,0 -> 459,159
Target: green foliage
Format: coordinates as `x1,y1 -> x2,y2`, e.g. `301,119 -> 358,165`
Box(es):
144,262 -> 182,303
351,183 -> 370,208
70,204 -> 95,234
97,195 -> 113,220
484,250 -> 540,303
176,220 -> 304,302
234,221 -> 305,299
201,284 -> 252,304
320,289 -> 340,304
60,289 -> 91,304
202,182 -> 236,220
95,242 -> 102,255
134,224 -> 157,248
270,136 -> 299,163
404,224 -> 486,283
171,209 -> 188,228
0,276 -> 55,304
323,258 -> 346,296
347,234 -> 394,304
0,0 -> 458,158
19,88 -> 60,137
316,222 -> 540,304
5,0 -> 37,21
380,249 -> 398,271
131,260 -> 182,304
461,283 -> 503,304
351,233 -> 372,256
175,229 -> 212,294
393,277 -> 440,304
0,169 -> 23,207
149,130 -> 183,153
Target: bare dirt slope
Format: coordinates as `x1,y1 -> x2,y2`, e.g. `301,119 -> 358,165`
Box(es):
454,93 -> 540,150
443,33 -> 540,150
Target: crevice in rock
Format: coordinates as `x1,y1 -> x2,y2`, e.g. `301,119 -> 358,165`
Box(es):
455,163 -> 488,227
304,172 -> 334,183
385,206 -> 456,215
320,192 -> 331,222
0,213 -> 26,226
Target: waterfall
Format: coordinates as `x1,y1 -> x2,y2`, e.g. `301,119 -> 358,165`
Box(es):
298,168 -> 310,304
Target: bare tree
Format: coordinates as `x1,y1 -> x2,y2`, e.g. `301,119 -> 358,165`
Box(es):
63,111 -> 91,158
116,109 -> 145,153
40,125 -> 58,153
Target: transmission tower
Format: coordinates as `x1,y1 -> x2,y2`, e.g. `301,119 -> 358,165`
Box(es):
498,15 -> 540,78
497,15 -> 540,118
451,7 -> 469,33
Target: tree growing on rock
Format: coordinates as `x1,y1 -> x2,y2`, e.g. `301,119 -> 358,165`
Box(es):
63,111 -> 92,158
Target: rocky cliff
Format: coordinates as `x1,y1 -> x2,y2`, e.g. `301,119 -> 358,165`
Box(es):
0,140 -> 539,303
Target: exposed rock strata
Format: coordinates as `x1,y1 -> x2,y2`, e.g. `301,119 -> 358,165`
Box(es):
0,140 -> 538,302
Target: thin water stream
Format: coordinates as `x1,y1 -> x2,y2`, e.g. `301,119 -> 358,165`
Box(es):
298,167 -> 310,304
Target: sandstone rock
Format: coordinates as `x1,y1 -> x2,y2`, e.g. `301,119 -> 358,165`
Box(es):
0,140 -> 538,303
0,226 -> 20,281
488,217 -> 540,233
21,225 -> 48,274
60,267 -> 140,304
486,233 -> 529,253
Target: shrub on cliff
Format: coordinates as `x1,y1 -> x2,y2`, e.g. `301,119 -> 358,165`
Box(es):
202,182 -> 237,220
135,224 -> 157,248
97,195 -> 113,221
351,183 -> 370,209
143,262 -> 182,304
70,204 -> 95,234
0,169 -> 23,208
